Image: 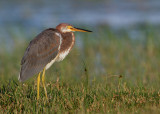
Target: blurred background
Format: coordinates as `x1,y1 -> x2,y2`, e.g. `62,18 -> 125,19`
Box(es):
0,0 -> 160,86
1,0 -> 160,43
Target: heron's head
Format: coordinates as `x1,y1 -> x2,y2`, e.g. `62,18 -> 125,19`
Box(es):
56,23 -> 92,33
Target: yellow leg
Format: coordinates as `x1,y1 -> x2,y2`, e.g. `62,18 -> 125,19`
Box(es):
37,72 -> 41,100
42,67 -> 48,99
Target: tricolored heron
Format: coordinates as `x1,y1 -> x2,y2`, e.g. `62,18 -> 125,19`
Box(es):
18,23 -> 92,100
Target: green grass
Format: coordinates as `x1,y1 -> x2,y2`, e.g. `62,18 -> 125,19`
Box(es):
0,25 -> 160,113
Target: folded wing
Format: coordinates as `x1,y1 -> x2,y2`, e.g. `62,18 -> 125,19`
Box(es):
19,28 -> 61,82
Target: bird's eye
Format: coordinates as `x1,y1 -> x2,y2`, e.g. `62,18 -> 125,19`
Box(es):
67,26 -> 73,30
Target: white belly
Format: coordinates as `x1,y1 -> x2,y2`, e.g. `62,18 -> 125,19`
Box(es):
45,49 -> 70,70
45,32 -> 74,70
56,49 -> 70,62
45,58 -> 57,70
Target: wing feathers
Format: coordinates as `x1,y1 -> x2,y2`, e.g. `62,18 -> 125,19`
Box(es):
19,28 -> 61,82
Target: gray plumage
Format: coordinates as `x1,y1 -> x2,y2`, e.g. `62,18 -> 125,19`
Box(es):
19,28 -> 61,82
19,23 -> 91,83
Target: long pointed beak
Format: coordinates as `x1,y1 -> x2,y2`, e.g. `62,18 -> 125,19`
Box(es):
71,27 -> 92,32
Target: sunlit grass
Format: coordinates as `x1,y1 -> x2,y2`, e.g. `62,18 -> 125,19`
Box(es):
0,25 -> 160,113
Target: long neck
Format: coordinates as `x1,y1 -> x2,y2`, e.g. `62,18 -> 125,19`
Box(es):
60,32 -> 75,53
